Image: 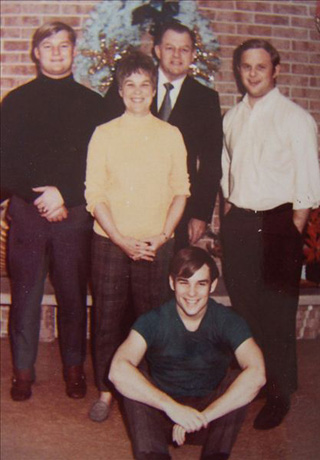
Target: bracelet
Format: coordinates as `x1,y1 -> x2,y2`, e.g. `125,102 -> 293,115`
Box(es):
161,232 -> 169,241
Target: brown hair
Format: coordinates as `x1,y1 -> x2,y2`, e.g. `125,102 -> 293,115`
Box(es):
116,50 -> 157,90
153,21 -> 196,49
233,39 -> 280,94
170,247 -> 219,282
31,21 -> 76,64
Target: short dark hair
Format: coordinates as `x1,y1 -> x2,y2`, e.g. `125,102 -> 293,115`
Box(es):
170,247 -> 219,283
233,39 -> 280,94
31,21 -> 76,64
153,22 -> 196,49
116,50 -> 157,90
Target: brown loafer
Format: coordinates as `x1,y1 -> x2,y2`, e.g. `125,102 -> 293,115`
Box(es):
11,369 -> 34,401
64,365 -> 87,399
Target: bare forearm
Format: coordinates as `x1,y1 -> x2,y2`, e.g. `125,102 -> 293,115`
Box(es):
162,195 -> 187,239
93,202 -> 122,243
202,339 -> 265,423
203,366 -> 265,424
293,208 -> 310,234
109,332 -> 172,411
109,357 -> 207,431
110,358 -> 172,411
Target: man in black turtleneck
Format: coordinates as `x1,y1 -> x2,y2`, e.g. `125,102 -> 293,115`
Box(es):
1,22 -> 106,402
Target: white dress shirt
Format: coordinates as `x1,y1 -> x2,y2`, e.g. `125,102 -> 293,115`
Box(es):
157,69 -> 186,111
221,87 -> 320,211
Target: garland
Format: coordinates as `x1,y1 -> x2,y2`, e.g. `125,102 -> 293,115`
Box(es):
74,0 -> 220,94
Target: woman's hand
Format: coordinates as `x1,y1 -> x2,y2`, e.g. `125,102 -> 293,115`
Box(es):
115,236 -> 156,262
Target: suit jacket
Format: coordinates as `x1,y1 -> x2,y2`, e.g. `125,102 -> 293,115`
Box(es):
104,75 -> 223,223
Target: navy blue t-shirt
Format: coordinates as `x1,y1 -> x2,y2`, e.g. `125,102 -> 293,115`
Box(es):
133,298 -> 252,397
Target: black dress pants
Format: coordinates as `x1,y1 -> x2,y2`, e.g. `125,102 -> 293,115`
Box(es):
221,205 -> 303,399
124,369 -> 246,459
8,196 -> 92,376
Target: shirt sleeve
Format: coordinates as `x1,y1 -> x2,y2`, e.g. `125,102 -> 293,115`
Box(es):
221,109 -> 234,200
85,125 -> 111,214
215,305 -> 252,351
132,309 -> 159,347
221,144 -> 231,200
168,127 -> 190,197
288,110 -> 320,210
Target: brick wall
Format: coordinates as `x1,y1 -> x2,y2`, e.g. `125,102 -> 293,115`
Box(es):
1,0 -> 319,230
1,0 -> 319,120
1,0 -> 98,95
200,0 -> 320,123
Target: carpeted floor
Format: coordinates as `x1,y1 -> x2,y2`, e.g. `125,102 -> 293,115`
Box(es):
1,337 -> 320,460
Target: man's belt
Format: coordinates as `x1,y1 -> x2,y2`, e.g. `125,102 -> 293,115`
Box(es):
237,203 -> 292,216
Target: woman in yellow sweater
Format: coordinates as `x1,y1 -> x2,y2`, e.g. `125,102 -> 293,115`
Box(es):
85,51 -> 190,422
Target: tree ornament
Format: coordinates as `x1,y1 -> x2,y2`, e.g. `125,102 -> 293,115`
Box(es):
74,0 -> 220,94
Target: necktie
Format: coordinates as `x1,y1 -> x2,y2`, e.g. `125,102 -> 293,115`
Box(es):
158,82 -> 174,121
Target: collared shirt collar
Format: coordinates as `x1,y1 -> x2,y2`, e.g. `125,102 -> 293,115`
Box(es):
242,86 -> 279,110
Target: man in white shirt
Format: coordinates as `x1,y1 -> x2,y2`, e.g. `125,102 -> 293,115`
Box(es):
221,39 -> 320,430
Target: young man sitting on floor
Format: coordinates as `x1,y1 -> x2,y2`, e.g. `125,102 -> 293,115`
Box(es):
110,246 -> 266,460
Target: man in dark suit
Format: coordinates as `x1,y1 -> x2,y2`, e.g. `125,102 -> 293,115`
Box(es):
104,22 -> 223,250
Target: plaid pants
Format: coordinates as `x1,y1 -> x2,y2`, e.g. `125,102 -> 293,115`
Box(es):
91,233 -> 174,392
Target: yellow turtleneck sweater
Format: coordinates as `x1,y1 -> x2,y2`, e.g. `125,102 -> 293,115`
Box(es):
85,112 -> 190,240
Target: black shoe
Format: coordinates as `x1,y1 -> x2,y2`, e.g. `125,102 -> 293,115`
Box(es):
202,454 -> 229,460
64,365 -> 87,399
254,397 -> 290,430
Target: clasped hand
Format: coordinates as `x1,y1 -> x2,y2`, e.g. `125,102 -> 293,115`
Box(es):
33,186 -> 68,222
188,218 -> 207,245
117,234 -> 167,262
164,401 -> 208,446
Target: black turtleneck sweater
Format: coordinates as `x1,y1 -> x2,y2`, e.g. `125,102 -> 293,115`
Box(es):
1,73 -> 106,207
